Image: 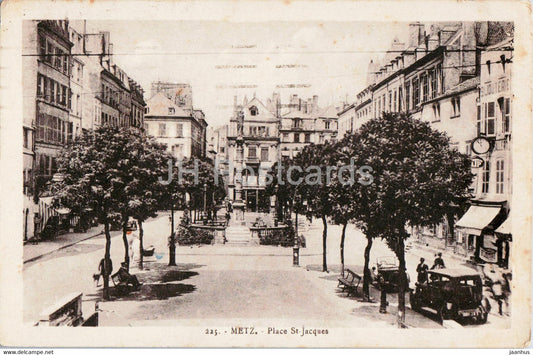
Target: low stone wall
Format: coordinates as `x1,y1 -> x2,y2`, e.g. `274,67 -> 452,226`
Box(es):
189,224 -> 226,244
250,225 -> 296,247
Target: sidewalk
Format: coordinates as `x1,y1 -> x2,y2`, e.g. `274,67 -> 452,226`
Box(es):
23,225 -> 104,264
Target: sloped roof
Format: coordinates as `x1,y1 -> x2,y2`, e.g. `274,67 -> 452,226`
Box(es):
281,109 -> 318,119
318,105 -> 339,118
145,91 -> 191,117
239,97 -> 277,121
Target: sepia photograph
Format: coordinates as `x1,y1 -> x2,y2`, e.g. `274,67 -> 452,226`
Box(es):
0,0 -> 531,349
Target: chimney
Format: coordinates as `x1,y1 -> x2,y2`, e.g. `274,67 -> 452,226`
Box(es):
313,95 -> 318,110
408,22 -> 425,48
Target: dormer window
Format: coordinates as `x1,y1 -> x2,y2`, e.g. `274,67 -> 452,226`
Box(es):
169,107 -> 175,115
249,106 -> 258,116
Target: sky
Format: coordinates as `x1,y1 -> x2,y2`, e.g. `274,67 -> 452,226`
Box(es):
86,21 -> 411,128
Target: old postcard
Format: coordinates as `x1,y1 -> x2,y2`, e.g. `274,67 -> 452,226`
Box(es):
0,0 -> 531,348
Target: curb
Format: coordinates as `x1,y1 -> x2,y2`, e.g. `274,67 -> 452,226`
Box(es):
23,231 -> 104,264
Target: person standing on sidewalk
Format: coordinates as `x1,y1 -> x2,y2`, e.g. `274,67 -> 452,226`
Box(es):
416,258 -> 429,284
98,257 -> 113,287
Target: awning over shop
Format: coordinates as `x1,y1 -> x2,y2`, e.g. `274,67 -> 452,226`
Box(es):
455,205 -> 502,236
495,214 -> 511,235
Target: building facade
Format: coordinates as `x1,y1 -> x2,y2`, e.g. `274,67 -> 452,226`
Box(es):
144,86 -> 207,160
279,94 -> 338,159
350,21 -> 513,265
22,20 -> 146,240
225,94 -> 339,212
227,96 -> 279,212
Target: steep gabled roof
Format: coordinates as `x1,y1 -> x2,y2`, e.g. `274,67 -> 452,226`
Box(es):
145,91 -> 191,117
239,97 -> 277,121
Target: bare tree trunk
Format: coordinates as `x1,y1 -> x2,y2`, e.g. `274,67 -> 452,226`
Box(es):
363,234 -> 373,302
137,219 -> 144,270
340,222 -> 347,276
395,237 -> 407,328
121,219 -> 130,272
321,215 -> 328,272
103,217 -> 112,301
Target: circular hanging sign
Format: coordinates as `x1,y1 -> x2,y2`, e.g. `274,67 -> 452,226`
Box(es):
471,156 -> 485,168
471,136 -> 492,155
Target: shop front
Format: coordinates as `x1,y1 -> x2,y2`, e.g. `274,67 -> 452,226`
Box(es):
455,201 -> 509,266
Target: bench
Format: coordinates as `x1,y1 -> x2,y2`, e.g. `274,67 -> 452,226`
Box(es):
111,271 -> 135,296
337,269 -> 362,297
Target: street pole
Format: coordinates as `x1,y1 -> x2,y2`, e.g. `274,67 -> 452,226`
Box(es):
203,183 -> 207,222
293,192 -> 300,267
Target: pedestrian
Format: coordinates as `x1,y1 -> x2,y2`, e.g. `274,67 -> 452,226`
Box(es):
431,252 -> 445,270
416,257 -> 429,284
98,256 -> 113,286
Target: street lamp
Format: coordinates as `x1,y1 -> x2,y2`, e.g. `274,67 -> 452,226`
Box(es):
293,192 -> 301,267
203,183 -> 208,224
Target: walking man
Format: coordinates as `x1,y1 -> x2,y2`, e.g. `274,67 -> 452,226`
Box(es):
416,257 -> 429,284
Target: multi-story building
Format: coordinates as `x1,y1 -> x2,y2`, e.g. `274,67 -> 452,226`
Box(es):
279,94 -> 338,158
22,20 -> 74,240
22,20 -> 146,240
144,85 -> 207,160
227,96 -> 279,212
353,85 -> 373,132
455,26 -> 513,267
225,94 -> 339,212
352,21 -> 513,265
337,103 -> 355,138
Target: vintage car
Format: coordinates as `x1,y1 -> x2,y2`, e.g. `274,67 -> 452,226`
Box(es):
410,268 -> 488,324
375,256 -> 410,292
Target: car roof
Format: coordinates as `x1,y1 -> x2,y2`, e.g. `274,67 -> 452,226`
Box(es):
428,268 -> 481,278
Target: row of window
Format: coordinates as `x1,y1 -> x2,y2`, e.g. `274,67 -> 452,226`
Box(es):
249,126 -> 270,137
101,83 -> 120,109
101,112 -> 120,127
39,34 -> 70,76
154,123 -> 184,137
36,153 -> 57,178
247,146 -> 269,161
36,113 -> 73,144
37,74 -> 72,110
476,97 -> 511,136
375,65 -> 443,117
481,158 -> 506,195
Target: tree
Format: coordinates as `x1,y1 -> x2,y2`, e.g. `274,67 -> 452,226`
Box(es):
164,157 -> 225,266
354,113 -> 473,326
54,126 -> 136,300
328,140 -> 360,277
294,141 -> 336,272
334,132 -> 377,302
122,133 -> 169,270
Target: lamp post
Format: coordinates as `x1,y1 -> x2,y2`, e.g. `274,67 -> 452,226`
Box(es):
203,183 -> 208,224
293,192 -> 300,267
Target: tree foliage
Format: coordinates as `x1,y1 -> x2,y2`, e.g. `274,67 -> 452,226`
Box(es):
352,112 -> 473,325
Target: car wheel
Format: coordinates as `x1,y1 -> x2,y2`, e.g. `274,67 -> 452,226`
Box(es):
477,306 -> 488,324
410,291 -> 420,311
437,305 -> 446,324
